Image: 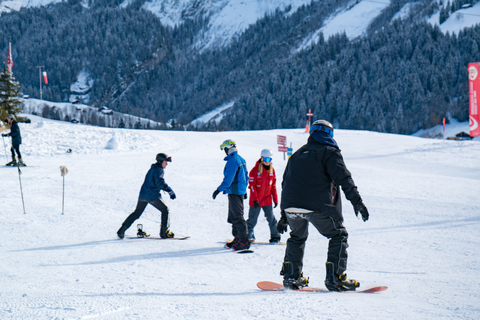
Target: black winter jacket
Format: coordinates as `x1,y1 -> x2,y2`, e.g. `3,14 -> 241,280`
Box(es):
280,135 -> 361,222
7,120 -> 22,146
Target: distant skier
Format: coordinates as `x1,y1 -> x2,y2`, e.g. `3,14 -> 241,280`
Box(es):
277,120 -> 369,291
117,153 -> 176,239
2,114 -> 24,166
212,139 -> 250,251
246,149 -> 281,243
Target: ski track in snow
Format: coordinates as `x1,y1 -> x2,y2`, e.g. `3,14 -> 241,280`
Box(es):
1,115 -> 480,319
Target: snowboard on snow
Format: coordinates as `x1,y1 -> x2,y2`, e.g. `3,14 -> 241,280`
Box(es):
125,224 -> 189,240
126,236 -> 190,240
257,281 -> 388,293
5,163 -> 27,167
251,240 -> 286,245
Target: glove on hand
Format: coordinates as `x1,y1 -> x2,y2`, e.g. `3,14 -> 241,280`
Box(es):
166,186 -> 176,200
212,189 -> 220,200
273,203 -> 278,208
277,210 -> 288,234
253,201 -> 260,208
354,201 -> 369,222
1,133 -> 7,137
244,193 -> 247,200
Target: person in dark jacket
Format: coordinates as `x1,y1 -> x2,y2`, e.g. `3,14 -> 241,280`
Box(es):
117,153 -> 176,239
277,120 -> 369,291
212,139 -> 250,251
2,114 -> 24,166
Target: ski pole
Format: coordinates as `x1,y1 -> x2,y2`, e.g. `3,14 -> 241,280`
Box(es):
2,135 -> 8,162
17,164 -> 26,214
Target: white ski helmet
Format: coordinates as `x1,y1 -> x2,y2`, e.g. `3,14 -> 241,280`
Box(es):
260,149 -> 273,158
260,149 -> 273,162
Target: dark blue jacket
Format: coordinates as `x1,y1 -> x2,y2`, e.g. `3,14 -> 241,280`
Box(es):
7,120 -> 22,146
218,151 -> 248,195
138,163 -> 170,202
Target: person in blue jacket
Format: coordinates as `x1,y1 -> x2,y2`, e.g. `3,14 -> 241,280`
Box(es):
2,114 -> 24,166
212,139 -> 250,251
117,153 -> 176,239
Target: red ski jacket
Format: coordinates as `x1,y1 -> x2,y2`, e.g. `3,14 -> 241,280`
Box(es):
248,160 -> 278,207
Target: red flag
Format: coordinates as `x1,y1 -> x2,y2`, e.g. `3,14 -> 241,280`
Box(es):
43,71 -> 48,84
7,43 -> 13,73
468,63 -> 480,137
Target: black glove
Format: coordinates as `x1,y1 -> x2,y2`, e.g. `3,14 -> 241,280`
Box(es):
1,133 -> 7,137
273,202 -> 278,208
212,189 -> 220,200
253,201 -> 260,208
244,193 -> 247,199
166,187 -> 176,200
354,201 -> 369,222
277,210 -> 288,234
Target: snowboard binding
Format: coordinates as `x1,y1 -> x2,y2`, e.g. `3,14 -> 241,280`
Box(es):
136,224 -> 150,238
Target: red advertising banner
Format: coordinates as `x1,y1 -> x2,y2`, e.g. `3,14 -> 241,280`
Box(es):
277,135 -> 286,145
468,62 -> 480,137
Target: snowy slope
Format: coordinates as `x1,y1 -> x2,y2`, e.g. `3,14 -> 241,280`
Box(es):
429,1 -> 480,34
1,116 -> 479,319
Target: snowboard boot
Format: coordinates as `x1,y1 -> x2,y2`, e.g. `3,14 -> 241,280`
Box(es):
117,224 -> 128,239
232,239 -> 251,251
225,237 -> 238,249
249,230 -> 255,242
17,157 -> 25,166
269,236 -> 281,244
6,157 -> 17,166
324,262 -> 360,291
160,226 -> 174,238
281,261 -> 309,290
136,224 -> 150,238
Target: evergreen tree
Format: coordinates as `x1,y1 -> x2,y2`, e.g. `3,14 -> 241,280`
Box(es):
0,63 -> 23,121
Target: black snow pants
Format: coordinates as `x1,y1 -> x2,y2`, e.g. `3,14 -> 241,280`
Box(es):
11,144 -> 21,160
227,194 -> 248,242
283,211 -> 348,279
121,198 -> 170,231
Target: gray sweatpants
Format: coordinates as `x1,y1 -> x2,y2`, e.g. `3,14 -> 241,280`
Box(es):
246,205 -> 280,239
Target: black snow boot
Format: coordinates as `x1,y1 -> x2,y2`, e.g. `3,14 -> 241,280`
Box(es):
232,239 -> 250,251
160,226 -> 174,238
281,262 -> 309,290
117,224 -> 128,239
324,262 -> 359,291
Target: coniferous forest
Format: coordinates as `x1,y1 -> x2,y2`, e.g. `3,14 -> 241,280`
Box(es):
0,0 -> 479,134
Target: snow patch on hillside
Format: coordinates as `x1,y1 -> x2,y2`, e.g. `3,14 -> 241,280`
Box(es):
296,0 -> 389,52
69,70 -> 94,104
189,101 -> 234,128
428,1 -> 480,34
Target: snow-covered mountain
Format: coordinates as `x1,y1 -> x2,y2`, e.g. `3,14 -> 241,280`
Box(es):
2,0 -> 480,52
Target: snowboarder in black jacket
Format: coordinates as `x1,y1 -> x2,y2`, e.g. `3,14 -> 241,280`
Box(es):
117,153 -> 176,239
277,120 -> 369,291
2,114 -> 24,166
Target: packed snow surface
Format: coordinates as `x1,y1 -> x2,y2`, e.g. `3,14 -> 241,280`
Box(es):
1,116 -> 479,319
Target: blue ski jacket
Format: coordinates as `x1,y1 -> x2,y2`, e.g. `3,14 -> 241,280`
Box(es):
138,163 -> 170,202
218,151 -> 248,195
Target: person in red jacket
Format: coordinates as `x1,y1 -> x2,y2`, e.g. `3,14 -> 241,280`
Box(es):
246,149 -> 281,243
